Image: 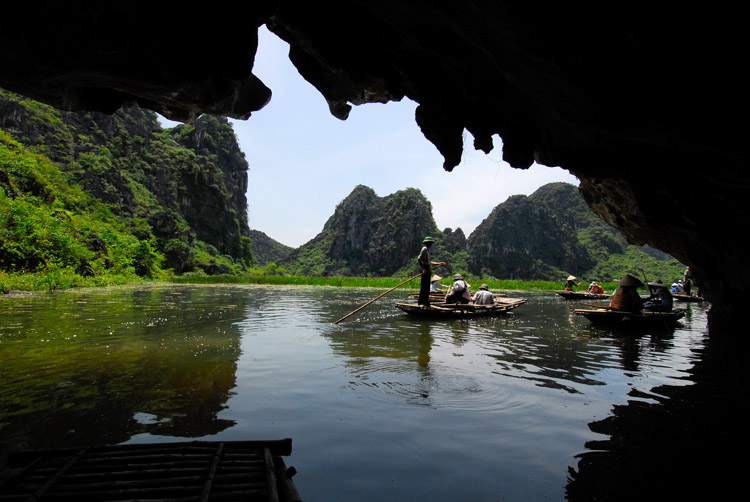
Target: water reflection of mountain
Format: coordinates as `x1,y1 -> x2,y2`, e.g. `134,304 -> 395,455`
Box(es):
0,285 -> 247,450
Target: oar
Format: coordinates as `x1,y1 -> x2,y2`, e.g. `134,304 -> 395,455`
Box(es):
332,272 -> 424,324
639,269 -> 651,290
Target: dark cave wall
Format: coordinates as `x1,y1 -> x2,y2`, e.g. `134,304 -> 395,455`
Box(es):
1,1 -> 748,335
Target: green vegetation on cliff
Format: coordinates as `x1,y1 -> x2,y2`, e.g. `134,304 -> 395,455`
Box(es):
466,182 -> 685,282
280,185 -> 444,277
1,89 -> 684,293
1,89 -> 252,291
1,130 -> 147,291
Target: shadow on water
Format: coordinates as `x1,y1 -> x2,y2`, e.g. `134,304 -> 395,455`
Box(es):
564,303 -> 750,501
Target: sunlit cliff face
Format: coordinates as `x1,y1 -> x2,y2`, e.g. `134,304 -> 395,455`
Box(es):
1,2 -> 747,335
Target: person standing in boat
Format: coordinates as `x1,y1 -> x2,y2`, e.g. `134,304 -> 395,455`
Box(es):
643,279 -> 673,312
446,274 -> 472,304
564,275 -> 580,291
473,284 -> 494,305
417,236 -> 446,306
609,274 -> 645,312
683,266 -> 694,296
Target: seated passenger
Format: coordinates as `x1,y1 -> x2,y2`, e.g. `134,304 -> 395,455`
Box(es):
430,275 -> 449,293
644,279 -> 673,312
473,284 -> 494,305
670,280 -> 685,294
609,274 -> 644,313
588,281 -> 604,294
446,274 -> 471,304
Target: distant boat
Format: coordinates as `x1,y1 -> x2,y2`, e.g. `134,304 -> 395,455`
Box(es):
574,308 -> 686,328
556,290 -> 611,300
672,293 -> 705,302
394,298 -> 527,318
406,292 -> 508,300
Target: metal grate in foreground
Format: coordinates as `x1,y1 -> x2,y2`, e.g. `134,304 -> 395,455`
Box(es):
0,439 -> 300,502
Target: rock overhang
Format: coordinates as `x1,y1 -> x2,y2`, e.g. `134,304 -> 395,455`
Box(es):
1,1 -> 747,333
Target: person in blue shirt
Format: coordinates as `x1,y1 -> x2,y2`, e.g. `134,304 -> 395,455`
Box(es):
643,279 -> 673,312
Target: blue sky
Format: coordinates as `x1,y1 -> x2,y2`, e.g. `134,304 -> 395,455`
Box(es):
167,26 -> 579,248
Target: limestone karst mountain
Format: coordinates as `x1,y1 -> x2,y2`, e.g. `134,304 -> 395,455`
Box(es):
1,90 -> 251,277
277,182 -> 682,281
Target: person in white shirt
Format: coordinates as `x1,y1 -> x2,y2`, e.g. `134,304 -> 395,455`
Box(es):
446,274 -> 471,304
430,275 -> 449,293
473,284 -> 494,305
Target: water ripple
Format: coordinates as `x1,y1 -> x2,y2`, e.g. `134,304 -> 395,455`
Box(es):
0,285 -> 712,501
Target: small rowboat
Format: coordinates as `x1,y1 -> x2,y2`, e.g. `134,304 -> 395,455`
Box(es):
405,292 -> 508,300
672,293 -> 705,302
556,290 -> 611,300
394,298 -> 527,318
574,308 -> 686,327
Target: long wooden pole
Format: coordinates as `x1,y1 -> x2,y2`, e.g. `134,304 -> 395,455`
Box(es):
581,302 -> 614,310
332,272 -> 424,324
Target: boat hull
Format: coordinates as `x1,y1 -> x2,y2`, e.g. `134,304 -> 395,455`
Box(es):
556,290 -> 611,300
574,308 -> 686,327
405,292 -> 508,300
673,293 -> 705,302
395,298 -> 526,318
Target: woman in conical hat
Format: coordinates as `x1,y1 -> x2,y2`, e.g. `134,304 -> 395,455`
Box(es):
615,274 -> 643,287
564,275 -> 580,291
610,274 -> 644,312
430,274 -> 448,293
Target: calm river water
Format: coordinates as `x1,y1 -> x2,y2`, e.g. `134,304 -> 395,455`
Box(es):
0,284 -> 711,501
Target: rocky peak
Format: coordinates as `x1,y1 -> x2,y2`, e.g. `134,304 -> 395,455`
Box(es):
283,185 -> 440,276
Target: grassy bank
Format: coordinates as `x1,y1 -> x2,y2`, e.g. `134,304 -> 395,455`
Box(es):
169,273 -> 620,293
2,269 -> 620,295
0,267 -> 151,293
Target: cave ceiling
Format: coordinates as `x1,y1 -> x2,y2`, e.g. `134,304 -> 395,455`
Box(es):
2,1 -> 748,328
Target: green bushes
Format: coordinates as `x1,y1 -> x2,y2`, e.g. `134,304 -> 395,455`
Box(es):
2,91 -> 257,292
1,101 -> 259,292
0,131 -> 168,289
131,239 -> 163,278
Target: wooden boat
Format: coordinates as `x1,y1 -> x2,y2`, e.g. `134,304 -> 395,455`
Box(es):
405,291 -> 508,300
0,439 -> 301,502
673,293 -> 705,302
574,308 -> 686,327
556,290 -> 611,300
394,298 -> 527,318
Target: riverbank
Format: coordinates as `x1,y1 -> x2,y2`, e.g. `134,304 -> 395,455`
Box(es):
169,273 -> 588,291
2,269 -> 619,295
0,268 -> 149,294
